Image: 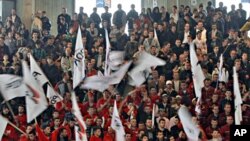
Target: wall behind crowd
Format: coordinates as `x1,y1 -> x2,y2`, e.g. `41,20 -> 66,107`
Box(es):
15,0 -> 74,35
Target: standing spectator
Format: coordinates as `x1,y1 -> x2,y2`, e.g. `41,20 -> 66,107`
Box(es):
90,7 -> 101,29
31,10 -> 43,33
31,40 -> 46,60
151,7 -> 161,23
170,6 -> 179,24
113,4 -> 127,29
4,31 -> 17,57
0,36 -> 10,62
9,9 -> 22,28
228,4 -> 240,30
127,4 -> 139,33
57,7 -> 71,26
101,6 -> 112,28
237,3 -> 247,28
57,16 -> 69,35
41,11 -> 51,32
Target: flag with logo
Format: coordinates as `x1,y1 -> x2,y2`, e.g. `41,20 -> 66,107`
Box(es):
30,54 -> 49,87
22,61 -> 48,123
73,26 -> 85,89
111,101 -> 125,141
46,85 -> 63,106
0,74 -> 27,101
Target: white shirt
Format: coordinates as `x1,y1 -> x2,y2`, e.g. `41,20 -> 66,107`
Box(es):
183,31 -> 190,43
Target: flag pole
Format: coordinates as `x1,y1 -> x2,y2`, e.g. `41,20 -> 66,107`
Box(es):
5,101 -> 19,125
6,118 -> 27,135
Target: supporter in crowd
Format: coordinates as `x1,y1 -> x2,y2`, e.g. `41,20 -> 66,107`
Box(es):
0,2 -> 250,141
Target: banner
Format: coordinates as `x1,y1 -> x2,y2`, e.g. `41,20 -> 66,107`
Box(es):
104,0 -> 111,8
96,0 -> 104,7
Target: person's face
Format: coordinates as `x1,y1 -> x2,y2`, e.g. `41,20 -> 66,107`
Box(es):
44,127 -> 51,135
175,40 -> 181,46
180,83 -> 187,90
28,134 -> 36,140
184,24 -> 190,31
142,136 -> 149,141
95,129 -> 101,136
131,119 -> 137,126
224,105 -> 231,113
18,106 -> 24,113
54,119 -> 61,126
157,132 -> 164,139
96,119 -> 102,126
231,5 -> 235,11
149,32 -> 154,38
159,120 -> 165,128
211,120 -> 218,127
3,107 -> 9,114
242,53 -> 248,60
198,22 -> 203,29
125,134 -> 132,141
53,112 -> 59,118
62,8 -> 66,14
226,116 -> 234,125
146,119 -> 152,127
11,9 -> 16,15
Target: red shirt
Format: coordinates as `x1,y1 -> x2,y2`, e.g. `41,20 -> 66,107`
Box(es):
90,135 -> 102,141
103,132 -> 115,141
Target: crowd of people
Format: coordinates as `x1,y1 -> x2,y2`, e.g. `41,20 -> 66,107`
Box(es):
0,1 -> 250,141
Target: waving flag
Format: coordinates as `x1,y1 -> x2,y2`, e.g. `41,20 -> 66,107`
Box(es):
22,61 -> 48,123
178,106 -> 200,141
234,67 -> 243,125
128,51 -> 165,86
71,92 -> 87,140
0,115 -> 8,140
46,85 -> 63,106
189,42 -> 205,114
73,26 -> 85,89
30,54 -> 49,87
104,29 -> 111,76
111,101 -> 125,141
109,51 -> 125,70
81,61 -> 132,92
0,74 -> 27,101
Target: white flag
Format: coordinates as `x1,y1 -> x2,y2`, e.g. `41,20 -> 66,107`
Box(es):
30,54 -> 49,87
109,51 -> 125,70
190,42 -> 205,114
46,85 -> 63,106
0,74 -> 27,101
128,51 -> 165,86
73,26 -> 85,89
0,115 -> 8,140
152,104 -> 155,128
71,92 -> 87,130
75,126 -> 88,141
218,55 -> 229,82
22,61 -> 48,123
104,29 -> 111,76
234,67 -> 243,125
111,101 -> 125,141
178,106 -> 200,141
82,61 -> 132,92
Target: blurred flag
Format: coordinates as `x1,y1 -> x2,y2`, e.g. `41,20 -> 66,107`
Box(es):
36,124 -> 49,141
190,43 -> 205,114
0,74 -> 27,101
46,85 -> 63,106
71,92 -> 87,129
128,51 -> 165,86
22,61 -> 48,123
0,115 -> 8,140
178,106 -> 200,141
30,54 -> 49,87
73,26 -> 85,89
82,61 -> 132,92
234,67 -> 243,125
111,101 -> 125,141
104,29 -> 111,76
